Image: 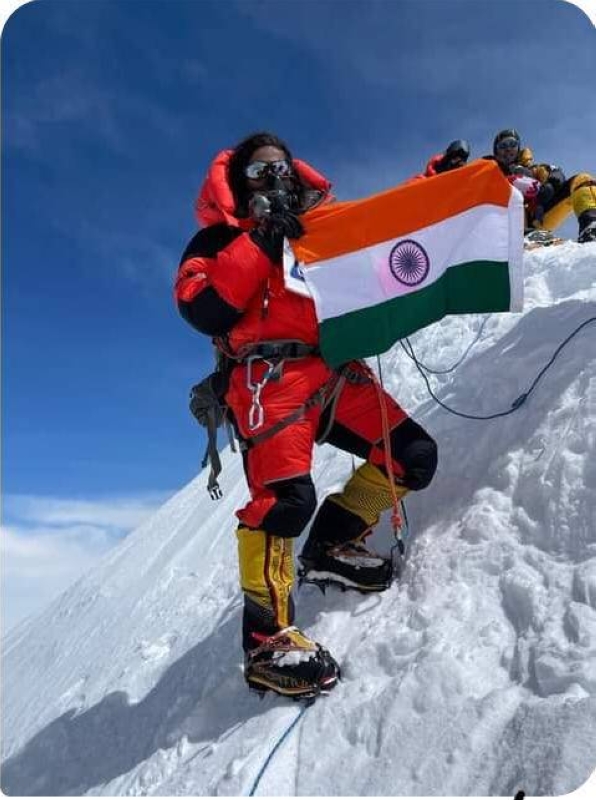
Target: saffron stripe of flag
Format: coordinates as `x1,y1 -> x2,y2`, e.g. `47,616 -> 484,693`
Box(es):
293,161 -> 524,367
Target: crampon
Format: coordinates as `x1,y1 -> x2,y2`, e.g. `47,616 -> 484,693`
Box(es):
244,626 -> 340,701
298,540 -> 396,594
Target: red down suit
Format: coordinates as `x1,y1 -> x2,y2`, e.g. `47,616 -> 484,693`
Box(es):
175,150 -> 437,646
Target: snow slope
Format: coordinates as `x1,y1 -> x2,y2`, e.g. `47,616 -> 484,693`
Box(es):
2,242 -> 596,796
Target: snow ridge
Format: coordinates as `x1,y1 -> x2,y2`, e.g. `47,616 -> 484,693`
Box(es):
2,242 -> 596,796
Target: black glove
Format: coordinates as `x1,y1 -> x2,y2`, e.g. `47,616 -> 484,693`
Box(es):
250,211 -> 305,262
537,182 -> 555,208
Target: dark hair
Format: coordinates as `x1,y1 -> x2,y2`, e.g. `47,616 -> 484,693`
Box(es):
228,132 -> 294,217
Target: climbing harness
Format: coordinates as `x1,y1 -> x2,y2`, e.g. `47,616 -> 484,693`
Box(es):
238,340 -> 320,431
191,340 -> 321,496
239,372 -> 346,455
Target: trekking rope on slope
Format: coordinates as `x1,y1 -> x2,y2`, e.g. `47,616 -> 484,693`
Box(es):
247,705 -> 308,796
401,315 -> 490,375
401,317 -> 596,421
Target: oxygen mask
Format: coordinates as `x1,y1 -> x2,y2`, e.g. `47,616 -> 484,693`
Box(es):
249,174 -> 299,220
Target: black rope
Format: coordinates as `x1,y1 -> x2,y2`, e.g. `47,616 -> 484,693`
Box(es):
376,353 -> 384,384
401,499 -> 410,531
403,317 -> 596,421
401,316 -> 490,375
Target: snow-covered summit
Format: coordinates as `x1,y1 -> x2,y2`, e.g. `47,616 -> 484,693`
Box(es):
2,242 -> 596,796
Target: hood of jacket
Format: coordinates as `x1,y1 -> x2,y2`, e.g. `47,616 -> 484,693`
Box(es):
194,149 -> 332,228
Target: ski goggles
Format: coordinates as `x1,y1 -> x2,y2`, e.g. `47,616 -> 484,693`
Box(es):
495,137 -> 519,151
245,159 -> 293,180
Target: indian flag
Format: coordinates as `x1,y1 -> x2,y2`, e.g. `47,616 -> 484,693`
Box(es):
293,160 -> 524,367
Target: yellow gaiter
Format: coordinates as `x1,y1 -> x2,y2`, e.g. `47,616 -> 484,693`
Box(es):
571,173 -> 596,218
328,462 -> 408,530
237,527 -> 294,630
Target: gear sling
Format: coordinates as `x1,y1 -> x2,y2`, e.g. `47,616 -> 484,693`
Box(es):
190,340 -> 340,499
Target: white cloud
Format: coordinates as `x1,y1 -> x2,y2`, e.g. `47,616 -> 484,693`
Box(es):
4,492 -> 170,531
5,64 -> 185,159
5,69 -> 123,155
1,492 -> 170,634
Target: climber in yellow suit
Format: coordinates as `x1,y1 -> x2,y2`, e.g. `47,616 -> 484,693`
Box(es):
485,129 -> 596,243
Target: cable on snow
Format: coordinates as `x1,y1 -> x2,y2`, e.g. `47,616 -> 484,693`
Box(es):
247,705 -> 308,796
400,317 -> 596,421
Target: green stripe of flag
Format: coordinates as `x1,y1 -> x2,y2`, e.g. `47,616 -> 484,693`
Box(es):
319,260 -> 511,367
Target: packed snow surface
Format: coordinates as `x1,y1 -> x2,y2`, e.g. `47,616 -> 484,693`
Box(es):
2,242 -> 596,796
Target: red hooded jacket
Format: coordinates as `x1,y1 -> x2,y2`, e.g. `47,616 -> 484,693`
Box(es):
403,153 -> 446,184
175,149 -> 332,355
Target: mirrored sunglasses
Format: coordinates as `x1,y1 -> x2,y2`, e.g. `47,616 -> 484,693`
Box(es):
496,138 -> 519,151
245,159 -> 293,180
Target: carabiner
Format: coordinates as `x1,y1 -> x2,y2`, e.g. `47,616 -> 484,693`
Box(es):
246,356 -> 275,431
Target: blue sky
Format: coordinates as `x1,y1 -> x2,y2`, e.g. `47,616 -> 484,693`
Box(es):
2,0 -> 595,630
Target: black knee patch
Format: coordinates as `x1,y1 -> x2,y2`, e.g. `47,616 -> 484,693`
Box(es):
388,419 -> 438,490
261,475 -> 317,538
399,438 -> 438,489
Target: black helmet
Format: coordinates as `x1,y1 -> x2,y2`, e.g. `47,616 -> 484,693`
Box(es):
445,139 -> 471,161
493,129 -> 521,154
435,139 -> 471,173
